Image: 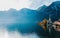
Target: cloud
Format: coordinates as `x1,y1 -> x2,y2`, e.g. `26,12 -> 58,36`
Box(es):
0,0 -> 59,10
0,0 -> 31,11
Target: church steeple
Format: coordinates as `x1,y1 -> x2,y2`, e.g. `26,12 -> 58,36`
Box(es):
47,15 -> 52,27
49,15 -> 52,23
47,15 -> 52,35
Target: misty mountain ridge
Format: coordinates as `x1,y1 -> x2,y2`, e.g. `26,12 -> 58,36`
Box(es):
0,1 -> 60,26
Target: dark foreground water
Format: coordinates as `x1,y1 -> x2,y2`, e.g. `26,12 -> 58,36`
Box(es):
0,23 -> 60,38
0,23 -> 45,38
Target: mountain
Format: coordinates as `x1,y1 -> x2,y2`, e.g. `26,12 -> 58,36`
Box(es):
0,1 -> 60,25
46,1 -> 60,21
37,5 -> 49,21
18,8 -> 40,23
38,5 -> 47,12
0,8 -> 40,23
0,8 -> 44,36
38,1 -> 60,22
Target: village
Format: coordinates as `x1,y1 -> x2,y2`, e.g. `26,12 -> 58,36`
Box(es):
38,16 -> 60,38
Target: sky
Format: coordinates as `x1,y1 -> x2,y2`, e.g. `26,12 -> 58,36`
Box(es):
0,0 -> 59,11
30,0 -> 56,9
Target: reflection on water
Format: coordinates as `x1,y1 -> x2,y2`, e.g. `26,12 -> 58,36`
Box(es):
0,26 -> 40,38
